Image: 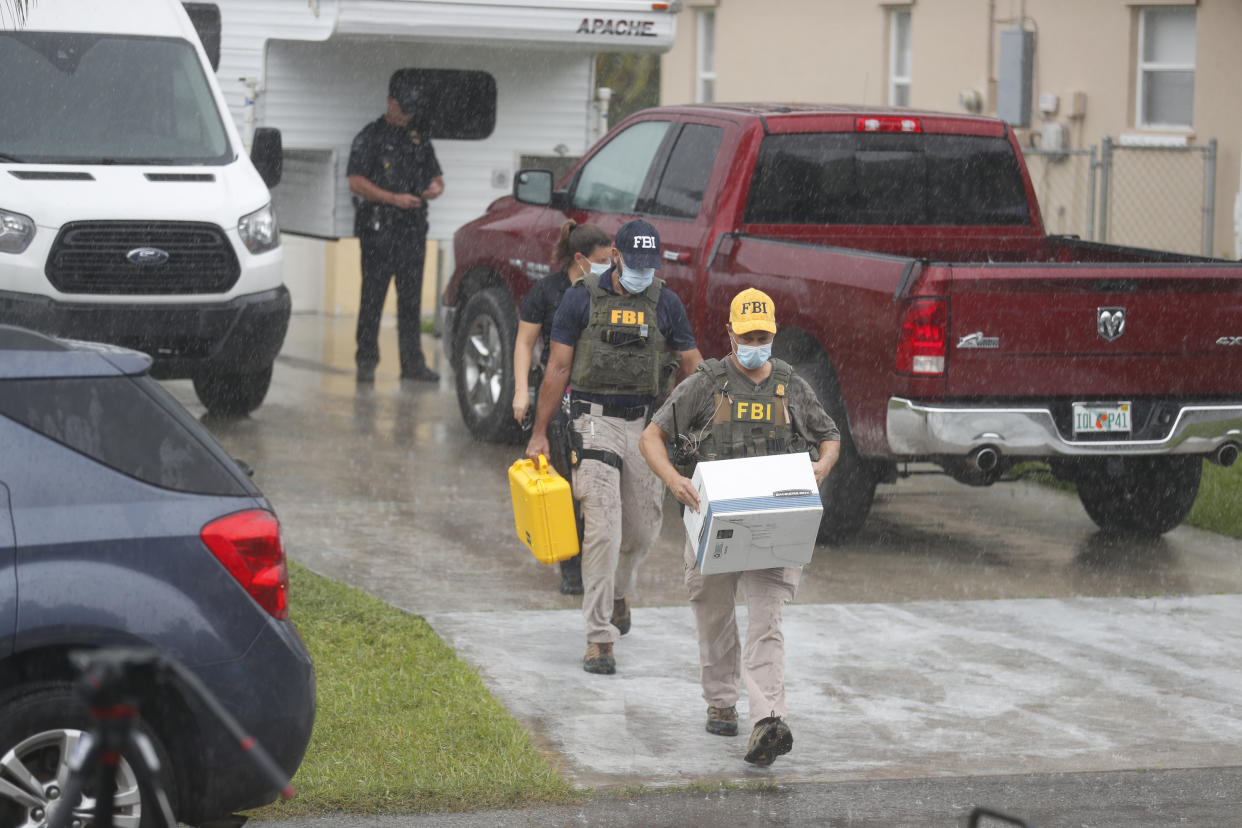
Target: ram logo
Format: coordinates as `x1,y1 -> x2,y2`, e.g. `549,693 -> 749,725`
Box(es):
1097,307 -> 1126,342
126,247 -> 170,265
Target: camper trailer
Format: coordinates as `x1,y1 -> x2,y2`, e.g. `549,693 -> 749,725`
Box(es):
207,0 -> 682,315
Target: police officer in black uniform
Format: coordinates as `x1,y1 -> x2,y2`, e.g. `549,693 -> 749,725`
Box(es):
347,72 -> 445,383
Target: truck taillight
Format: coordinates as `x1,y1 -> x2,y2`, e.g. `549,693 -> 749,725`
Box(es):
896,298 -> 947,375
201,510 -> 289,619
856,116 -> 922,133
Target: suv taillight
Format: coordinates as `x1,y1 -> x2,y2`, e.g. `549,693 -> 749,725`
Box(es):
201,510 -> 289,619
896,298 -> 947,376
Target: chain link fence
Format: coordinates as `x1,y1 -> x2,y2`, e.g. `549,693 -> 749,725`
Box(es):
1023,147 -> 1096,240
1022,139 -> 1218,256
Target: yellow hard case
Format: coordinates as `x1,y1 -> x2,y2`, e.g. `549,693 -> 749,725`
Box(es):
508,454 -> 579,565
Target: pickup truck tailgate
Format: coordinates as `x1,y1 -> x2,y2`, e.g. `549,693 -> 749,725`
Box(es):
944,264 -> 1242,398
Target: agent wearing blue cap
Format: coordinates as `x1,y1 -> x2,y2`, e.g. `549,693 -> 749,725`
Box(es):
527,219 -> 702,675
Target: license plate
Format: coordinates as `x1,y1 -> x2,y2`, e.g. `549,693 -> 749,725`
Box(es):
1073,401 -> 1132,434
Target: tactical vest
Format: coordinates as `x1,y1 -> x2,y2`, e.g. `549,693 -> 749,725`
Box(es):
569,272 -> 667,398
693,357 -> 807,462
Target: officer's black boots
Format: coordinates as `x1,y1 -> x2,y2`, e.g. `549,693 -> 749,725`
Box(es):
611,597 -> 631,636
559,555 -> 583,595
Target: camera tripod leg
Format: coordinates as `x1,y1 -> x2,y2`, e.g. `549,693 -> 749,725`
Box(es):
47,731 -> 99,828
125,730 -> 177,828
46,728 -> 176,828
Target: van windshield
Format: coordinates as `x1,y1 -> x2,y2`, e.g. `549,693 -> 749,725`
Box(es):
0,33 -> 232,165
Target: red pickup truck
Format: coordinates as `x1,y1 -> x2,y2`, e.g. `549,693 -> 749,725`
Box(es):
441,104 -> 1242,540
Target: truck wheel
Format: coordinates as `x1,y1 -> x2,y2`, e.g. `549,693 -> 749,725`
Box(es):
793,355 -> 878,544
454,287 -> 522,444
0,683 -> 177,828
1075,456 -> 1202,536
193,365 -> 273,418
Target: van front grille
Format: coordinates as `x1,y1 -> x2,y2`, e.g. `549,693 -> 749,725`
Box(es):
46,221 -> 240,295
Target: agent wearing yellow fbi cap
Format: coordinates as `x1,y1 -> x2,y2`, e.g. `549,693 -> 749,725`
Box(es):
639,287 -> 841,767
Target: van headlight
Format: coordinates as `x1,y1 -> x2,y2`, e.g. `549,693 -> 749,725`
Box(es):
0,208 -> 36,254
238,202 -> 280,254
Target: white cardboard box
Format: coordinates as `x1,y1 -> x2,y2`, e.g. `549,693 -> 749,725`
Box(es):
683,453 -> 824,575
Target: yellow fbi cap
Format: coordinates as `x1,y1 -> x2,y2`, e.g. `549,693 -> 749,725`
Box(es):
729,287 -> 777,334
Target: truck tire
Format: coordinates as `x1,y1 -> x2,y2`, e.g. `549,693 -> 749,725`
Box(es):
792,354 -> 878,544
0,683 -> 178,828
454,287 -> 523,443
193,364 -> 273,418
1075,456 -> 1202,536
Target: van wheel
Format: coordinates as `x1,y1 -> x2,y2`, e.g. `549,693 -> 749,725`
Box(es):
193,365 -> 274,418
1075,456 -> 1202,536
792,355 -> 877,544
0,684 -> 178,828
453,288 -> 523,443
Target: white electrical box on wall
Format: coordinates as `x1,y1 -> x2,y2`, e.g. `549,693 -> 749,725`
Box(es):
1041,121 -> 1068,151
1038,92 -> 1059,115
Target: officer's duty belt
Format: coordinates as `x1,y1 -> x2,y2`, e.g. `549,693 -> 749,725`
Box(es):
571,400 -> 649,421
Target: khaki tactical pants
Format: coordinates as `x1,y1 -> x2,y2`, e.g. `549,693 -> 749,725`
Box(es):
572,406 -> 665,643
683,537 -> 802,728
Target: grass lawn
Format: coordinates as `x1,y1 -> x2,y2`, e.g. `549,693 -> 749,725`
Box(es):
249,562 -> 579,819
1189,460 -> 1242,537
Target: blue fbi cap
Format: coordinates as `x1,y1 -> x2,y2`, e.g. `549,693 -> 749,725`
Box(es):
614,219 -> 661,270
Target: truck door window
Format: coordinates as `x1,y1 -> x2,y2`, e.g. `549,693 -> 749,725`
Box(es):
572,121 -> 670,214
649,123 -> 723,219
0,33 -> 230,164
745,133 -> 1030,226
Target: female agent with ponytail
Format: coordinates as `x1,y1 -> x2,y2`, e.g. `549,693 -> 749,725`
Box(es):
513,219 -> 612,594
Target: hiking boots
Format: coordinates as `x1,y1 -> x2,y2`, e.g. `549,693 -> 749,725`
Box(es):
706,705 -> 738,737
743,717 -> 793,766
611,596 -> 631,636
583,641 -> 616,675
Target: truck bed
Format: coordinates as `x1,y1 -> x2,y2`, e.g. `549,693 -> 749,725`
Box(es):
709,232 -> 1242,456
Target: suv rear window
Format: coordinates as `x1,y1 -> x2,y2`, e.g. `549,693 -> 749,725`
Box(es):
744,132 -> 1031,226
0,376 -> 249,496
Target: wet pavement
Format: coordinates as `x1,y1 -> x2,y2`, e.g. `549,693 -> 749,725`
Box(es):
162,314 -> 1242,826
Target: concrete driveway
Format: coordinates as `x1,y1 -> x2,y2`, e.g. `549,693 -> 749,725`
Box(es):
167,315 -> 1242,826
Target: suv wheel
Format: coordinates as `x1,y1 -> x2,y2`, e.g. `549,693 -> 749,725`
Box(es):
0,684 -> 177,828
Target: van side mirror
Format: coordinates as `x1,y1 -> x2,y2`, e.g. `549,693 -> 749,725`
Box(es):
514,169 -> 553,205
250,128 -> 282,189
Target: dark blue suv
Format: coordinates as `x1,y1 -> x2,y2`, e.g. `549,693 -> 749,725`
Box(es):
0,325 -> 315,826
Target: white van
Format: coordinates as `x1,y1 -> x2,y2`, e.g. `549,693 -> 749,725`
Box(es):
0,0 -> 287,416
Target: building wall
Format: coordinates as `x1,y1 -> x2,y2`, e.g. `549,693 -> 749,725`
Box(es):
662,0 -> 1241,258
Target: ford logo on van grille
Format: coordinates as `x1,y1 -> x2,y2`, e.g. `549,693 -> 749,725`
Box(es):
126,247 -> 170,266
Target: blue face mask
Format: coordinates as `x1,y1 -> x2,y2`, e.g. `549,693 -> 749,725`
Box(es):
735,340 -> 772,370
618,263 -> 655,294
588,260 -> 611,277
